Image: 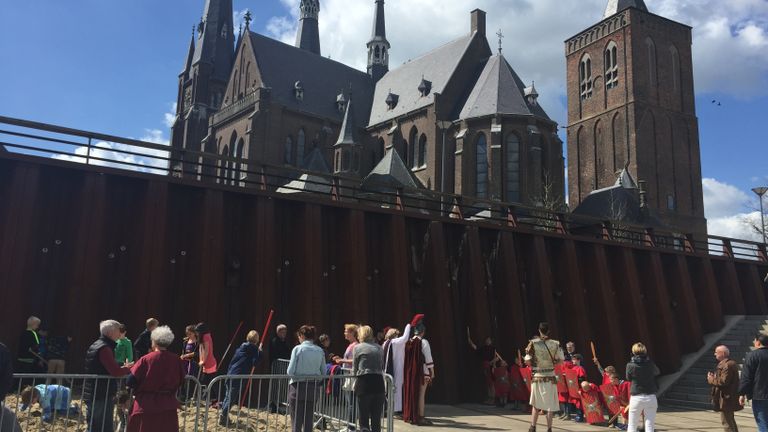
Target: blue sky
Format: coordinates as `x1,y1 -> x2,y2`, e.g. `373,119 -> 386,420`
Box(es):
1,0 -> 767,239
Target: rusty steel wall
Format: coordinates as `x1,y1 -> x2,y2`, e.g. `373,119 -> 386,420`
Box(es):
1,155 -> 767,403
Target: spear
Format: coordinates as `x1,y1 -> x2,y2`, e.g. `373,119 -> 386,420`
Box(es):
219,321 -> 245,368
240,309 -> 275,407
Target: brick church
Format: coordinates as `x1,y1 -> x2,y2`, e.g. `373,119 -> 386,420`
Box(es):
169,0 -> 707,236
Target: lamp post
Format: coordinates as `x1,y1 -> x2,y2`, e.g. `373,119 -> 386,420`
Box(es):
436,120 -> 452,216
752,186 -> 768,244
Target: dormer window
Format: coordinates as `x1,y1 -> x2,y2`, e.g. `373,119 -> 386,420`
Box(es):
524,82 -> 539,106
385,92 -> 399,110
418,78 -> 432,97
294,81 -> 304,101
336,93 -> 347,113
221,24 -> 229,39
197,20 -> 205,38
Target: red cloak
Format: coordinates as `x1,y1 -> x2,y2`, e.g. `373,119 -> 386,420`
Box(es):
508,364 -> 529,402
519,366 -> 533,393
492,366 -> 510,397
402,338 -> 424,424
599,382 -> 622,416
579,383 -> 606,424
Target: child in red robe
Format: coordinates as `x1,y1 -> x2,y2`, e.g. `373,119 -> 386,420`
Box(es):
568,354 -> 588,422
579,381 -> 607,425
491,359 -> 510,407
508,356 -> 529,411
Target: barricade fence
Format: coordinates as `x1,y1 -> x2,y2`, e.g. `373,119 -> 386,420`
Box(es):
4,372 -> 394,432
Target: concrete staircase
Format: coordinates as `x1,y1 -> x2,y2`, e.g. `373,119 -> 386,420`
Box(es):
661,315 -> 767,410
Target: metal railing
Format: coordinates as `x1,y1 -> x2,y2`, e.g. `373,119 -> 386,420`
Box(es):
4,372 -> 394,432
1,115 -> 766,263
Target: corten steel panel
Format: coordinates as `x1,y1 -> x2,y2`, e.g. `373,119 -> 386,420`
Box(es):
423,221 -> 460,403
465,227 -> 491,345
493,231 -> 528,356
636,252 -> 682,372
581,243 -> 626,377
660,254 -> 704,352
529,236 -> 560,337
552,239 -> 594,375
687,256 -> 724,333
735,263 -> 768,314
712,259 -> 746,315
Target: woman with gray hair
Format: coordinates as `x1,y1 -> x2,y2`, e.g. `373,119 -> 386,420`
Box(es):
126,326 -> 186,432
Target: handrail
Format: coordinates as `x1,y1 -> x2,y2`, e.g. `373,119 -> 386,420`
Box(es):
1,114 -> 766,262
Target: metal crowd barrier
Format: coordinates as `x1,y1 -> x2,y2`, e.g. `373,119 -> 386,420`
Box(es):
5,372 -> 394,432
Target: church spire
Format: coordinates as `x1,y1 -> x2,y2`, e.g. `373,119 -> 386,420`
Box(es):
193,0 -> 235,82
296,0 -> 321,55
367,0 -> 390,83
181,32 -> 196,75
603,0 -> 648,18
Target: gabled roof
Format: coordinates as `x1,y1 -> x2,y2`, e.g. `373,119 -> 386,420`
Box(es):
362,147 -> 423,192
302,147 -> 330,173
368,34 -> 476,126
458,54 -> 550,120
248,31 -> 374,121
603,0 -> 648,18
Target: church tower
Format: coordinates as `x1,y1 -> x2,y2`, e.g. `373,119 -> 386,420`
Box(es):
296,0 -> 321,55
170,0 -> 235,178
565,0 -> 707,236
367,0 -> 390,83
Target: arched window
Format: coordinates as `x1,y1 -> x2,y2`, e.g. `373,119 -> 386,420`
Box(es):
284,136 -> 293,165
233,138 -> 245,185
335,151 -> 341,172
375,46 -> 380,59
670,45 -> 681,95
418,134 -> 427,167
605,41 -> 619,90
476,133 -> 488,199
231,70 -> 238,101
297,129 -> 306,166
646,37 -> 657,89
505,134 -> 521,202
579,54 -> 593,100
220,144 -> 230,184
245,62 -> 251,93
409,127 -> 419,169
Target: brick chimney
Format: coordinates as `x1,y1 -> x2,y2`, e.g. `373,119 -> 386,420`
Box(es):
471,9 -> 486,36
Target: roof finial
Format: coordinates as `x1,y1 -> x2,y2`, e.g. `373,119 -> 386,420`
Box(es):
244,10 -> 252,29
496,29 -> 504,54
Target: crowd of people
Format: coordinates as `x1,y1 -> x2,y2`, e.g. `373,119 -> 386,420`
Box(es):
3,315 -> 768,432
1,314 -> 437,432
469,322 -> 768,432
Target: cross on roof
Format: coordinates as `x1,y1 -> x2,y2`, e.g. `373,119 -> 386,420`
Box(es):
244,10 -> 252,29
496,29 -> 504,54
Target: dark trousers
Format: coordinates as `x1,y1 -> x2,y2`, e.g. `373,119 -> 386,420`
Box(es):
720,410 -> 739,432
86,398 -> 115,432
288,382 -> 317,432
219,381 -> 242,421
753,399 -> 768,432
357,393 -> 385,432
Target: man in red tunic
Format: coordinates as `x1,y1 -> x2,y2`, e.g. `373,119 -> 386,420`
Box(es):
403,314 -> 434,426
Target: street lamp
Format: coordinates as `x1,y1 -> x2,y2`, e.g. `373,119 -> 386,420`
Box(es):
752,186 -> 768,244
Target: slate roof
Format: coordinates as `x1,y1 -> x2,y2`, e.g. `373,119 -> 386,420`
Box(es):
361,147 -> 423,192
302,147 -> 331,172
458,54 -> 551,120
276,173 -> 332,195
368,34 -> 476,127
248,31 -> 374,122
604,0 -> 648,18
335,98 -> 359,147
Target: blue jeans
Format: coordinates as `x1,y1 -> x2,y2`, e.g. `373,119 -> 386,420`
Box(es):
86,398 -> 115,432
219,381 -> 242,421
753,399 -> 768,432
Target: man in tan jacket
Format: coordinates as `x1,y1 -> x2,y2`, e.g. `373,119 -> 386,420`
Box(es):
707,345 -> 742,432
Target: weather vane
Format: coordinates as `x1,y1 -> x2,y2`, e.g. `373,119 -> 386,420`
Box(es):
496,29 -> 504,54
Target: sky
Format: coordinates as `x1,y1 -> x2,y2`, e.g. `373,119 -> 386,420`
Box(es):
1,0 -> 767,241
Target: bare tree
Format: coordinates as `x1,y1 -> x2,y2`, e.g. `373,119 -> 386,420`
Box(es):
740,197 -> 767,241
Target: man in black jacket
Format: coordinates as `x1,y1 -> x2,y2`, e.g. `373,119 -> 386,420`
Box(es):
132,317 -> 158,360
739,333 -> 768,431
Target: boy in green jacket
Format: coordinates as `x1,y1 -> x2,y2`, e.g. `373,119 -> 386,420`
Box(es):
114,324 -> 133,366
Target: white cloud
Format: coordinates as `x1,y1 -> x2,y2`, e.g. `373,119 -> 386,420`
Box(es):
261,0 -> 768,127
702,177 -> 763,241
163,103 -> 177,129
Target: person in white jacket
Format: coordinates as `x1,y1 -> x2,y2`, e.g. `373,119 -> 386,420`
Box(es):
384,323 -> 411,413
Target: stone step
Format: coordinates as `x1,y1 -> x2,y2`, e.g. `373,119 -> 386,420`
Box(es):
661,398 -> 712,411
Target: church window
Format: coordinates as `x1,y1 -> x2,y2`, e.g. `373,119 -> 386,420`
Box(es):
375,46 -> 380,59
476,133 -> 488,199
605,41 -> 619,90
294,81 -> 304,101
297,129 -> 306,166
505,133 -> 521,203
284,136 -> 294,165
670,45 -> 681,95
418,134 -> 427,168
409,127 -> 419,169
342,150 -> 350,171
221,24 -> 229,39
667,194 -> 676,211
220,144 -> 230,184
646,37 -> 657,88
579,55 -> 593,100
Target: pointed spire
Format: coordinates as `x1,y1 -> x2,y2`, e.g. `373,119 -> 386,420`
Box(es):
367,0 -> 390,83
182,32 -> 196,74
296,0 -> 321,55
603,0 -> 648,18
335,94 -> 358,147
192,0 -> 235,82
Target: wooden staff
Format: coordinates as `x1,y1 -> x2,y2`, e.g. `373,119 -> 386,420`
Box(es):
240,309 -> 274,407
219,321 -> 245,368
29,348 -> 48,366
590,341 -> 597,359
